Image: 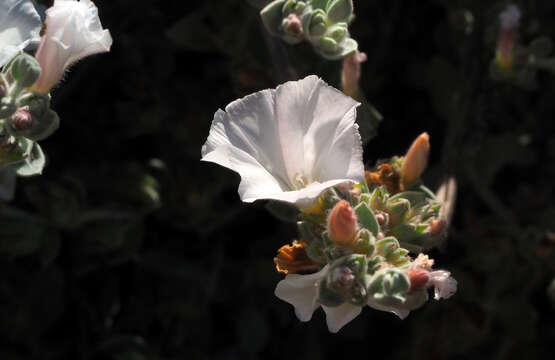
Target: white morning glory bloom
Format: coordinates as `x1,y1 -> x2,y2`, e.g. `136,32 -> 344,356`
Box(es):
31,0 -> 112,93
201,75 -> 364,209
0,0 -> 42,67
274,265 -> 363,333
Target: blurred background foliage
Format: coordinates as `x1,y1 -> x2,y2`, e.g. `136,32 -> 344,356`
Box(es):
0,0 -> 554,359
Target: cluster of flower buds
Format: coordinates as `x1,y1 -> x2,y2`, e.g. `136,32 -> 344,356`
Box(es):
202,76 -> 457,333
272,133 -> 456,332
261,0 -> 358,60
490,4 -> 555,89
0,0 -> 111,176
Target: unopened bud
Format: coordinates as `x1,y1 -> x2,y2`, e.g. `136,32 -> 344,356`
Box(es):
401,132 -> 430,186
429,219 -> 446,236
10,53 -> 42,88
341,50 -> 367,98
11,109 -> 33,131
282,13 -> 303,36
327,200 -> 358,247
407,268 -> 430,291
330,266 -> 355,292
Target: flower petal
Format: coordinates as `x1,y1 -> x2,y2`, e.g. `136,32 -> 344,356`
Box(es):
201,76 -> 365,207
274,265 -> 328,322
32,0 -> 112,92
322,302 -> 362,333
274,75 -> 363,184
0,0 -> 42,67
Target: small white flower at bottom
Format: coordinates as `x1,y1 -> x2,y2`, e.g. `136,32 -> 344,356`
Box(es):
429,270 -> 457,300
274,265 -> 363,333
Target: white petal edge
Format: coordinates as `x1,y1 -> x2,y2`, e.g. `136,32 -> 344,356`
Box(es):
322,302 -> 362,333
201,76 -> 365,207
0,0 -> 42,67
274,265 -> 329,322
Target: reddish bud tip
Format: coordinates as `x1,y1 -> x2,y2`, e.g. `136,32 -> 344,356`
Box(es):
284,14 -> 303,35
407,268 -> 430,291
11,108 -> 33,131
327,200 -> 358,247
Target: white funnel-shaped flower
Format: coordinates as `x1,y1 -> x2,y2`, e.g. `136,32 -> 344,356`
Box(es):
201,75 -> 364,209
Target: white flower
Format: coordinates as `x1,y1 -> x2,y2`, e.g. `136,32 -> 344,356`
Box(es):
274,265 -> 363,333
429,270 -> 457,300
201,75 -> 364,209
31,0 -> 112,92
0,0 -> 42,67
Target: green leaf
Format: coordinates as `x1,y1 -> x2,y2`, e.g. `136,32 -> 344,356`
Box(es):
326,0 -> 353,24
13,141 -> 45,177
354,202 -> 379,236
260,0 -> 287,35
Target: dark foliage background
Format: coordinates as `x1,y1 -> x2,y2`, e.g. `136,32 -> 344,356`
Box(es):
1,0 -> 554,359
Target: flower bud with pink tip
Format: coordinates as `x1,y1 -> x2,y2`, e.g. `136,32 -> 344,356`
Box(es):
31,0 -> 112,93
327,200 -> 358,247
407,268 -> 430,291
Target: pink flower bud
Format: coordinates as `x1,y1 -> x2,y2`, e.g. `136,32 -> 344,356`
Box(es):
341,50 -> 367,98
31,0 -> 112,93
327,200 -> 358,247
284,13 -> 303,36
11,108 -> 33,131
401,132 -> 430,186
407,268 -> 430,291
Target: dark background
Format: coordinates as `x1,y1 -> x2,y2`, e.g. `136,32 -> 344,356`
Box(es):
1,0 -> 554,359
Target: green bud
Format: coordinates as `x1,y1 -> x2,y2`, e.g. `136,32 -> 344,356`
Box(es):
311,9 -> 327,25
354,228 -> 376,256
367,255 -> 385,275
370,186 -> 388,211
309,22 -> 327,37
18,92 -> 50,118
282,0 -> 296,15
368,268 -> 410,307
294,1 -> 306,13
375,236 -> 410,266
328,23 -> 347,42
326,0 -> 354,24
10,53 -> 41,88
386,198 -> 410,225
319,255 -> 370,307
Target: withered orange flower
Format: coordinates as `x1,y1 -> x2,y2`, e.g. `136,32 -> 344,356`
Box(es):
365,163 -> 402,195
274,239 -> 318,274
